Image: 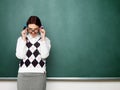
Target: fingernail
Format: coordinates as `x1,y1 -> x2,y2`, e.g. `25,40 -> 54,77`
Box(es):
41,26 -> 44,29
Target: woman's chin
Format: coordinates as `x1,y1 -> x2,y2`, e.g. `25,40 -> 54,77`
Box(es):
30,33 -> 38,38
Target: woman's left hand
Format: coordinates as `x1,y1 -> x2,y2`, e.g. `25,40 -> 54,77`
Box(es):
40,28 -> 46,41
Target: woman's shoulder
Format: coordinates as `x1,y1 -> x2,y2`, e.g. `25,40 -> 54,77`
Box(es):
45,36 -> 50,40
17,36 -> 22,40
45,36 -> 51,42
17,36 -> 26,43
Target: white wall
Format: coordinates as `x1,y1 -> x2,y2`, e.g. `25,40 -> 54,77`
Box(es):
0,80 -> 120,90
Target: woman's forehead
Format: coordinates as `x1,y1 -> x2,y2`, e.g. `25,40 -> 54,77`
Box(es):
28,24 -> 39,28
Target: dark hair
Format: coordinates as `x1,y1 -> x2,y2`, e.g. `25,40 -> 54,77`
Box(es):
26,16 -> 42,27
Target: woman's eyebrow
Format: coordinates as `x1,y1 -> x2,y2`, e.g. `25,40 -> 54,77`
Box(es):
28,27 -> 38,29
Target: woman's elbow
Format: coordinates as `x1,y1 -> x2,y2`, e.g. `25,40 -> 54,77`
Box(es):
41,53 -> 49,59
16,52 -> 24,59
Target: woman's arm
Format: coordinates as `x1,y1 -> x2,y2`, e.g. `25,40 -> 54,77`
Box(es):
40,37 -> 51,59
16,37 -> 26,59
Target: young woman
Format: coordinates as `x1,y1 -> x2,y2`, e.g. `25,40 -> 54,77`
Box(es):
16,16 -> 51,90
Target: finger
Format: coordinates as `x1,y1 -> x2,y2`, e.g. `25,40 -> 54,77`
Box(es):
25,29 -> 27,33
40,29 -> 44,33
22,30 -> 26,34
40,26 -> 44,29
22,30 -> 27,35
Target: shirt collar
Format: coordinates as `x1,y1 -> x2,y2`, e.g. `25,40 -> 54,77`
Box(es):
27,34 -> 41,40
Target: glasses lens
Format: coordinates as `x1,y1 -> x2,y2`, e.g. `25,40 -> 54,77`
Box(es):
27,28 -> 39,33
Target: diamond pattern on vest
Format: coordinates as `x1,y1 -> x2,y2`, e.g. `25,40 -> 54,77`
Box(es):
32,59 -> 38,67
33,49 -> 40,57
34,42 -> 40,48
26,42 -> 32,48
39,60 -> 44,67
20,38 -> 45,68
20,60 -> 24,67
25,59 -> 31,67
26,50 -> 32,58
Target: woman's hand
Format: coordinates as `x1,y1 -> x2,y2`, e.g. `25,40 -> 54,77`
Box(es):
40,27 -> 46,41
21,29 -> 27,41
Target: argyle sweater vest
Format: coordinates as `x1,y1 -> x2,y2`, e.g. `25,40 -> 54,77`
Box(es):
18,37 -> 46,73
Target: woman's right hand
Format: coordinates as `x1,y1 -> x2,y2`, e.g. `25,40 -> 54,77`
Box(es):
21,29 -> 27,41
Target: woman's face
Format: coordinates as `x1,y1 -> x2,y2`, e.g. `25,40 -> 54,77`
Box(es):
27,24 -> 39,37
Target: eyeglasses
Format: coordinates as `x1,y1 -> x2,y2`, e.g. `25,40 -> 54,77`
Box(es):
27,27 -> 39,33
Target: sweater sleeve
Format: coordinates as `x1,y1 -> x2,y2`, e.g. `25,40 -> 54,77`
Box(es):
16,37 -> 26,59
40,37 -> 51,59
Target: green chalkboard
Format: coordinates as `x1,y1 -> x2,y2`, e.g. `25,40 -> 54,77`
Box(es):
0,0 -> 120,79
